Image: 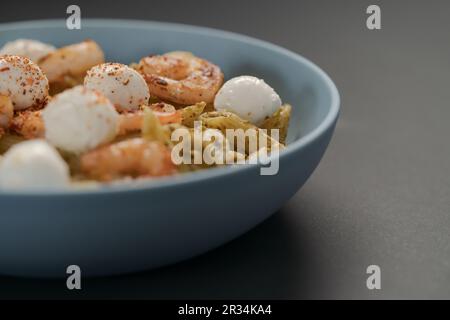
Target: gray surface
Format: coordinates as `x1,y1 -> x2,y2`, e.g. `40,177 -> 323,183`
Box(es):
0,0 -> 449,299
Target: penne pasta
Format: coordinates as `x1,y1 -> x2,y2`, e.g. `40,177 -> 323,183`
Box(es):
181,102 -> 206,127
142,107 -> 172,145
260,104 -> 291,144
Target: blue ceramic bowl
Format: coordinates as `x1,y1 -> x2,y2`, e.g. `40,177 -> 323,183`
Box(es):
0,19 -> 339,278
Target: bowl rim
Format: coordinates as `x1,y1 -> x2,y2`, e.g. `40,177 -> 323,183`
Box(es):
0,18 -> 340,197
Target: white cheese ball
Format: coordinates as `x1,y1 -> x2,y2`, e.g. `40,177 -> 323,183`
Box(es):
84,63 -> 150,111
42,86 -> 119,153
214,75 -> 282,124
0,55 -> 49,110
0,139 -> 69,190
0,39 -> 56,62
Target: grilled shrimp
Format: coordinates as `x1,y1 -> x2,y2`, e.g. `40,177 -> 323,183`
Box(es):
0,95 -> 14,128
0,95 -> 14,138
138,51 -> 224,105
38,40 -> 105,83
80,138 -> 176,181
118,102 -> 181,135
8,102 -> 181,139
10,110 -> 44,139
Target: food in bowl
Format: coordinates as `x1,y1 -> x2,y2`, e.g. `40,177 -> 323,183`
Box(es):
0,20 -> 339,278
0,39 -> 292,190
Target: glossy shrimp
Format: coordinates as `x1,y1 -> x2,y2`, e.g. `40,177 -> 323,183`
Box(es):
138,51 -> 224,105
38,40 -> 105,84
9,102 -> 181,139
80,138 -> 176,181
118,102 -> 182,135
0,95 -> 14,138
10,110 -> 44,139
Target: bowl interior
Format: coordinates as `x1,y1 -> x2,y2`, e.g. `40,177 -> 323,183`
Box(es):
0,19 -> 339,195
0,20 -> 336,143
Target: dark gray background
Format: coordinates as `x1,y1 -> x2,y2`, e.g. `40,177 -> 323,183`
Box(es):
0,0 -> 449,299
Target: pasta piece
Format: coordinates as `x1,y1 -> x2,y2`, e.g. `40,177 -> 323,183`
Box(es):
260,104 -> 292,144
142,107 -> 172,146
199,111 -> 284,154
58,149 -> 82,176
181,102 -> 206,127
199,111 -> 254,131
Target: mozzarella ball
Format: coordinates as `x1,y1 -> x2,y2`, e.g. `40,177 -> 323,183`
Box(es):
84,63 -> 150,111
42,86 -> 119,153
0,39 -> 56,62
0,140 -> 69,190
0,55 -> 49,110
214,76 -> 282,124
